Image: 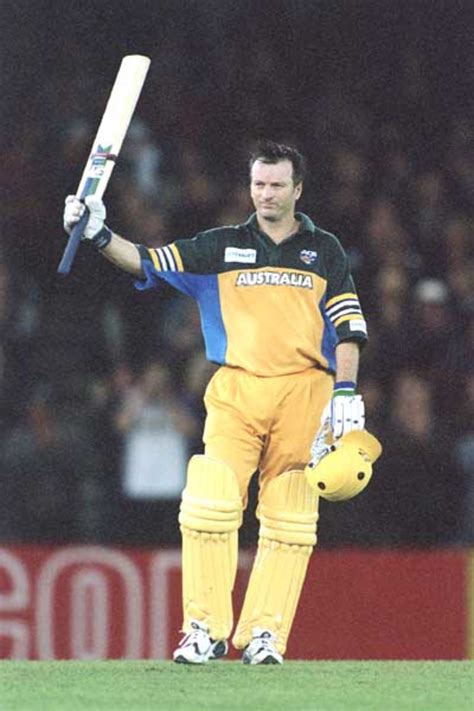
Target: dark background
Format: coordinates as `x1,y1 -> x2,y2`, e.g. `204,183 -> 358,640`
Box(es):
0,0 -> 473,547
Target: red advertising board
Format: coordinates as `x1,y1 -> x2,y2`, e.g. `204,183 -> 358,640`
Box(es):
0,546 -> 470,660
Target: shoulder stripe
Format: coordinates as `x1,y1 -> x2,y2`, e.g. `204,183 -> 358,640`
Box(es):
156,249 -> 167,270
146,244 -> 184,273
159,247 -> 170,269
163,245 -> 176,270
148,248 -> 160,270
326,292 -> 358,309
330,307 -> 362,322
169,243 -> 184,272
326,299 -> 361,318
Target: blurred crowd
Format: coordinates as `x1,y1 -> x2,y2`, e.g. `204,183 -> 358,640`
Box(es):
0,1 -> 473,547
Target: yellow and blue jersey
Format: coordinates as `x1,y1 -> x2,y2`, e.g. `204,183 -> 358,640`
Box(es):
135,213 -> 367,376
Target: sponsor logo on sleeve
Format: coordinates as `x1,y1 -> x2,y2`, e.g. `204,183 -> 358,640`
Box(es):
349,319 -> 368,334
225,247 -> 257,264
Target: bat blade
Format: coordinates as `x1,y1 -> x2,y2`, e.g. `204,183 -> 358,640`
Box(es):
58,54 -> 151,275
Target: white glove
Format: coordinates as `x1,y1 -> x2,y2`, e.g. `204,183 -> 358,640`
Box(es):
324,382 -> 365,440
63,195 -> 106,240
310,388 -> 365,467
309,385 -> 365,467
309,415 -> 333,466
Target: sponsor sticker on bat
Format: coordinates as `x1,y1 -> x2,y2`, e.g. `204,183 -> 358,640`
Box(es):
89,165 -> 106,179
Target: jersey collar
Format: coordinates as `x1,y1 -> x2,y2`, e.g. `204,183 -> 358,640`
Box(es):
245,212 -> 316,239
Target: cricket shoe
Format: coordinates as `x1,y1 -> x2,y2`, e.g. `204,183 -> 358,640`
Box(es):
242,628 -> 283,665
173,620 -> 228,664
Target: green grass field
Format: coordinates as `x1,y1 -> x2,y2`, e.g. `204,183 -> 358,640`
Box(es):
0,660 -> 472,711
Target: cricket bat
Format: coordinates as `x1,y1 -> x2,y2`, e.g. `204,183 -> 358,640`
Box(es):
58,54 -> 151,275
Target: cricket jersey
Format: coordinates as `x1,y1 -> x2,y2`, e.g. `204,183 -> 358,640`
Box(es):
135,213 -> 367,376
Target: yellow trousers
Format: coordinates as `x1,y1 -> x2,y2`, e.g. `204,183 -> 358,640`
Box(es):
203,365 -> 334,502
180,365 -> 333,651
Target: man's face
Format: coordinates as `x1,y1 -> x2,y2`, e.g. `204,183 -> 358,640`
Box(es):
250,159 -> 302,222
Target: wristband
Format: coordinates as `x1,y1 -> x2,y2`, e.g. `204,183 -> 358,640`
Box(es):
91,226 -> 113,250
334,380 -> 356,396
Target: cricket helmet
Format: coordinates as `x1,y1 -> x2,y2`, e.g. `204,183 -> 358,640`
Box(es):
305,430 -> 382,502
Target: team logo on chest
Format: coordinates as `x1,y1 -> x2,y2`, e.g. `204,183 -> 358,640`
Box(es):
299,249 -> 317,265
235,271 -> 313,288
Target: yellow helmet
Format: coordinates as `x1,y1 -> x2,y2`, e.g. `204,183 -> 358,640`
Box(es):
305,430 -> 382,502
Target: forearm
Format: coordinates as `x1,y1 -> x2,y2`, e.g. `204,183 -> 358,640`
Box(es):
100,232 -> 143,277
335,340 -> 360,384
318,340 -> 364,440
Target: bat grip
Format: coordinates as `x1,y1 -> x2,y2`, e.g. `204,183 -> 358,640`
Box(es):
57,207 -> 90,275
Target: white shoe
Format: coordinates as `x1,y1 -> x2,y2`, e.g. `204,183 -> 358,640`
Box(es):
242,628 -> 283,665
173,620 -> 228,664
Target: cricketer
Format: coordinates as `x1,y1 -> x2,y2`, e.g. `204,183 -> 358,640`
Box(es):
64,141 -> 381,664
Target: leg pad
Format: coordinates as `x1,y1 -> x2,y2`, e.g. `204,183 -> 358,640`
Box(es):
179,456 -> 242,640
233,470 -> 318,654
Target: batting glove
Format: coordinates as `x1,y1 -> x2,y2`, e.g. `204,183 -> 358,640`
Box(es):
323,381 -> 365,440
63,195 -> 112,249
309,381 -> 365,468
309,416 -> 333,467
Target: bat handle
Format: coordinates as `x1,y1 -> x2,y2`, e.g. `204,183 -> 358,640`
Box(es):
57,207 -> 90,275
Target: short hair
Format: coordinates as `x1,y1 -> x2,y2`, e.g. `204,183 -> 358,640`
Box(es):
249,140 -> 307,185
